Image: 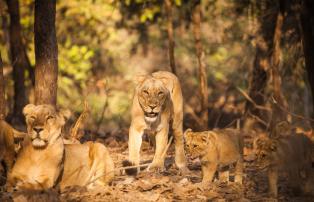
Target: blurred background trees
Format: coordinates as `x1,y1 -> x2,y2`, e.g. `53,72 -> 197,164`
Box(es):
0,0 -> 313,135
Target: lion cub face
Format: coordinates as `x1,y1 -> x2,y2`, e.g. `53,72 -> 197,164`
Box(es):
184,129 -> 209,159
137,77 -> 169,123
23,104 -> 70,149
253,134 -> 277,170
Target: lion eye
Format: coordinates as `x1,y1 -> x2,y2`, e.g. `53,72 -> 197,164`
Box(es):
261,153 -> 266,158
47,115 -> 54,120
158,91 -> 164,96
30,116 -> 36,120
143,90 -> 149,95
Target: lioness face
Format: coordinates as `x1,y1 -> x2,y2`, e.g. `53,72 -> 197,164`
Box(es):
253,135 -> 277,170
137,78 -> 169,123
184,130 -> 208,159
23,104 -> 70,149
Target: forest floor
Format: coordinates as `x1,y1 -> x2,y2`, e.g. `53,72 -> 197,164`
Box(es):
1,131 -> 314,202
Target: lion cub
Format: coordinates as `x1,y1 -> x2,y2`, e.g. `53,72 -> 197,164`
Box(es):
253,132 -> 313,197
184,128 -> 243,184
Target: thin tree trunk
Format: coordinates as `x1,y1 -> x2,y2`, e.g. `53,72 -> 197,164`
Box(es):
270,0 -> 290,133
6,0 -> 28,123
244,0 -> 278,129
192,0 -> 208,130
165,0 -> 176,75
0,53 -> 5,118
300,0 -> 314,120
34,0 -> 58,106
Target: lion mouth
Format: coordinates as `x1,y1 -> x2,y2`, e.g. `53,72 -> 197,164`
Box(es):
145,112 -> 159,118
189,154 -> 199,160
32,138 -> 48,148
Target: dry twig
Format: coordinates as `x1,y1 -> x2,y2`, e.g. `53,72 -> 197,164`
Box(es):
271,96 -> 314,123
70,100 -> 89,141
236,87 -> 271,112
84,136 -> 174,187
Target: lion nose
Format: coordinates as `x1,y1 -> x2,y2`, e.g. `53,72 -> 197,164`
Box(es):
149,105 -> 156,110
33,127 -> 43,134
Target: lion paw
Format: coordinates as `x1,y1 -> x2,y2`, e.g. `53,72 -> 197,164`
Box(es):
146,162 -> 165,172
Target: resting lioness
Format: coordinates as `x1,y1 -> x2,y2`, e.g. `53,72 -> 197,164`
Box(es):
7,104 -> 114,190
126,71 -> 187,174
253,132 -> 313,197
184,128 -> 243,184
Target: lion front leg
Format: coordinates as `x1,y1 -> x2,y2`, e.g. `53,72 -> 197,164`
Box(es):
201,162 -> 217,184
127,125 -> 143,174
234,157 -> 243,184
268,167 -> 278,198
147,126 -> 168,171
172,126 -> 187,172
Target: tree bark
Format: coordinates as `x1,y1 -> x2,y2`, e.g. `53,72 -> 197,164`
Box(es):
244,0 -> 279,129
6,0 -> 29,123
34,0 -> 58,106
269,0 -> 290,133
0,53 -> 5,118
300,0 -> 314,120
165,0 -> 177,75
192,1 -> 208,130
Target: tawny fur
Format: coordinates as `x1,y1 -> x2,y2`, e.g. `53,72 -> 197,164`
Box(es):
184,128 -> 244,184
0,120 -> 16,176
253,132 -> 313,197
127,71 -> 187,174
7,104 -> 114,191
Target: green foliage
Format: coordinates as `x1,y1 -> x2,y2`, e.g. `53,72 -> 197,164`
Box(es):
0,0 -> 308,130
59,40 -> 94,87
140,6 -> 161,22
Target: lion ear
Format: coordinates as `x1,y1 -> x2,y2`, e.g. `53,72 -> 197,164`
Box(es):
58,109 -> 71,121
23,104 -> 36,116
184,128 -> 192,135
133,74 -> 148,86
270,141 -> 277,151
160,78 -> 174,93
183,128 -> 193,139
151,72 -> 174,93
200,134 -> 208,143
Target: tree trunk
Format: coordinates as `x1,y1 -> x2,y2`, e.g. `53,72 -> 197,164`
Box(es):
244,0 -> 279,129
192,0 -> 208,130
0,53 -> 5,118
300,0 -> 314,120
34,0 -> 58,106
6,0 -> 29,123
269,0 -> 290,133
165,0 -> 177,75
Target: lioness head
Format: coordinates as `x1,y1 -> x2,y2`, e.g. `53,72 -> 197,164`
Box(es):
184,129 -> 209,159
23,104 -> 71,149
135,75 -> 170,123
252,134 -> 277,170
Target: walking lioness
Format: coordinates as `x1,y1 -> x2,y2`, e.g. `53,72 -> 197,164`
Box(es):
126,71 -> 187,174
7,104 -> 114,191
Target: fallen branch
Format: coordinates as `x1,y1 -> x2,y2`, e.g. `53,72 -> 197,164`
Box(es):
84,136 -> 174,187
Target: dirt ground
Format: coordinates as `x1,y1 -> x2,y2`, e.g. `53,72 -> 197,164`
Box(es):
1,132 -> 314,202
